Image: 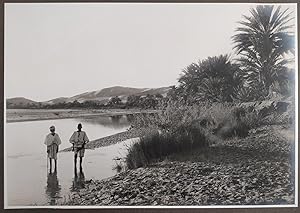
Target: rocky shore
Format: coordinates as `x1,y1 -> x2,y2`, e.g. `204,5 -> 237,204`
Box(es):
64,124 -> 295,206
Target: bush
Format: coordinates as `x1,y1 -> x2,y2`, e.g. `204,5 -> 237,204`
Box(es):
126,125 -> 208,169
131,101 -> 257,139
131,101 -> 215,133
126,100 -> 292,169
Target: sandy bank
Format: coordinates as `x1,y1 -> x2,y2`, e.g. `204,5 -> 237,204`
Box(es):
60,129 -> 143,152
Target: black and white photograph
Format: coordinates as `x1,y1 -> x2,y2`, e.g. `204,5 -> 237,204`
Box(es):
3,2 -> 298,208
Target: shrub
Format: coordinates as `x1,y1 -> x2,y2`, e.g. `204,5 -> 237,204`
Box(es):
126,100 -> 292,169
131,101 -> 214,133
131,101 -> 257,139
126,126 -> 208,169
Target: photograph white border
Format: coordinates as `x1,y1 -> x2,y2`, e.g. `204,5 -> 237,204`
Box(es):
3,2 -> 298,209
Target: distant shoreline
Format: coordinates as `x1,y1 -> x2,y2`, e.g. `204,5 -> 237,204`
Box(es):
6,108 -> 159,123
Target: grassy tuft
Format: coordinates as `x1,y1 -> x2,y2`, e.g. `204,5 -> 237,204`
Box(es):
126,125 -> 208,169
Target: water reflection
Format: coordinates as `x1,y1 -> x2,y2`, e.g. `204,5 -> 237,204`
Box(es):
125,114 -> 135,123
75,115 -> 131,129
70,166 -> 85,192
7,117 -> 133,206
45,171 -> 61,205
110,115 -> 123,126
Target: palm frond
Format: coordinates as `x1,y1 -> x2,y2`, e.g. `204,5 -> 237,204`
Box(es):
232,5 -> 294,99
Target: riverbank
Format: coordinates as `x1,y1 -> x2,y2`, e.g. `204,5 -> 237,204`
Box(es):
64,124 -> 295,206
61,128 -> 143,152
6,108 -> 159,123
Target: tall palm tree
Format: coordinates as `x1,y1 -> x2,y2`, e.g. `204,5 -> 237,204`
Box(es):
232,5 -> 294,98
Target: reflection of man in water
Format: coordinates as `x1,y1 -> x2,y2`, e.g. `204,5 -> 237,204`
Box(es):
45,170 -> 61,205
69,123 -> 89,169
70,167 -> 85,192
44,126 -> 62,173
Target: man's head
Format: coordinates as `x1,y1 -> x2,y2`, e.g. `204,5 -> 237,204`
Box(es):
77,123 -> 82,131
50,125 -> 55,133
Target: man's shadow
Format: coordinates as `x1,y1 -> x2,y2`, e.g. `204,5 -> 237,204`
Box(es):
45,170 -> 61,205
70,166 -> 85,192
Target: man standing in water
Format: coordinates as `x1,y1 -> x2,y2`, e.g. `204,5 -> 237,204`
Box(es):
44,126 -> 62,173
69,123 -> 89,169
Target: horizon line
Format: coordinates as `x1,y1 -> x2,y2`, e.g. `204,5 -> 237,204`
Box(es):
5,84 -> 174,102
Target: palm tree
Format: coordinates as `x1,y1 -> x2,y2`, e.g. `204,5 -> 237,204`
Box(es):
177,54 -> 241,103
232,5 -> 295,98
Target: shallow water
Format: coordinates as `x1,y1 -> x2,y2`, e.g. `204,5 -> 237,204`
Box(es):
5,115 -> 135,206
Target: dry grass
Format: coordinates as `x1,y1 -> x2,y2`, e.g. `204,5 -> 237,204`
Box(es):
126,100 -> 292,169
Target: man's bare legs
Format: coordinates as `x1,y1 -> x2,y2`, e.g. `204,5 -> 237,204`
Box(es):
49,159 -> 58,173
74,152 -> 83,172
79,157 -> 83,170
54,159 -> 57,173
74,153 -> 78,168
49,158 -> 52,173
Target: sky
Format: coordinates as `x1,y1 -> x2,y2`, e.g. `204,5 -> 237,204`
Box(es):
5,3 -> 296,102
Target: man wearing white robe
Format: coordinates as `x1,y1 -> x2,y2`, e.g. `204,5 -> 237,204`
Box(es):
69,123 -> 89,169
44,126 -> 62,173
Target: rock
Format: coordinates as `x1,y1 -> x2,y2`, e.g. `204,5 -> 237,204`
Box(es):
239,99 -> 291,117
152,201 -> 158,205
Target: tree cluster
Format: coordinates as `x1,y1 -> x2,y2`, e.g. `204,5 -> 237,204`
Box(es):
9,94 -> 166,109
173,5 -> 294,104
